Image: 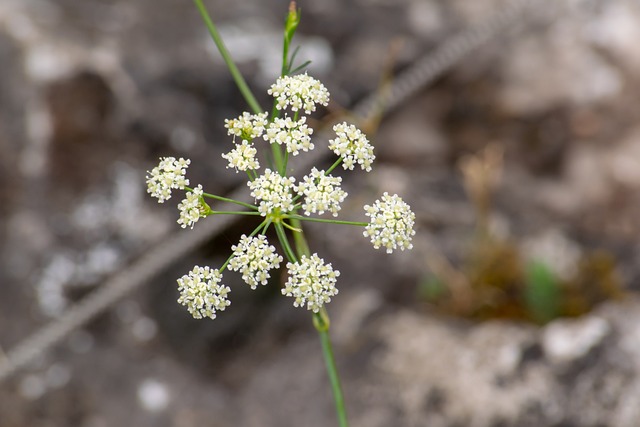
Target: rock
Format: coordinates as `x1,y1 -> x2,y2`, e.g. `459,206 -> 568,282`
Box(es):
369,299 -> 640,427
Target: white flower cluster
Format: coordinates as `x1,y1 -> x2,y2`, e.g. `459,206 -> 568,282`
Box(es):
364,192 -> 416,253
177,266 -> 230,320
145,73 -> 418,321
282,254 -> 340,313
264,116 -> 314,155
146,157 -> 190,202
248,168 -> 296,216
177,185 -> 208,229
221,140 -> 260,172
297,168 -> 347,217
228,234 -> 283,289
268,73 -> 330,114
224,112 -> 268,140
329,122 -> 375,172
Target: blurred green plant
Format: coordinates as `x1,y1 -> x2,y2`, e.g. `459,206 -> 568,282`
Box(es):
419,145 -> 625,324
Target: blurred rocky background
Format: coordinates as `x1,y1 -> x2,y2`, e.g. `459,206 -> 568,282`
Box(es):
2,0 -> 640,426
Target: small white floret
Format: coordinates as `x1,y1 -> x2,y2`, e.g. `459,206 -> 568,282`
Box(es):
328,123 -> 375,172
247,168 -> 296,216
221,140 -> 260,172
177,266 -> 230,320
224,112 -> 268,140
282,254 -> 340,313
363,192 -> 416,253
228,234 -> 283,289
177,184 -> 208,229
264,116 -> 314,155
296,168 -> 347,216
267,73 -> 330,114
146,157 -> 190,202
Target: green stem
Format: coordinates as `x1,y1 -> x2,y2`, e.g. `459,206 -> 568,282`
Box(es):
314,309 -> 349,427
193,0 -> 263,115
271,141 -> 285,173
274,222 -> 298,263
187,187 -> 258,211
282,220 -> 302,232
210,210 -> 262,216
280,149 -> 289,176
286,214 -> 348,426
289,217 -> 310,258
261,219 -> 272,234
326,158 -> 343,175
284,214 -> 367,227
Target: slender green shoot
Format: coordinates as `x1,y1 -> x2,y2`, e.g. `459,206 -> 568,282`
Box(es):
284,215 -> 368,227
193,0 -> 263,115
210,210 -> 262,216
275,222 -> 298,263
188,187 -> 258,211
314,309 -> 349,427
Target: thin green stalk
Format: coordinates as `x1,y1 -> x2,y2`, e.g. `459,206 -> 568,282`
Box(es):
219,251 -> 235,272
274,222 -> 298,263
280,150 -> 289,176
193,0 -> 262,115
285,215 -> 367,227
281,220 -> 302,232
261,219 -> 272,234
325,158 -> 343,175
289,217 -> 310,258
189,187 -> 258,210
210,210 -> 262,216
314,309 -> 348,427
287,214 -> 348,426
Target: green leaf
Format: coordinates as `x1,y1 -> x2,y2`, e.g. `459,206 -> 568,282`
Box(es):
524,261 -> 561,324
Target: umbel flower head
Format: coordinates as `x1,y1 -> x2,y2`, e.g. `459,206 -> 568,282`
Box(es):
329,122 -> 375,172
364,192 -> 416,253
228,234 -> 283,289
297,167 -> 347,217
248,168 -> 296,216
145,72 -> 416,322
177,185 -> 210,229
224,111 -> 268,141
264,116 -> 314,155
282,254 -> 340,313
177,266 -> 230,320
221,140 -> 260,172
146,157 -> 190,202
268,73 -> 330,114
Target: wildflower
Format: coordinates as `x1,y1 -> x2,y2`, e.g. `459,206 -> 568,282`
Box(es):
363,192 -> 416,253
282,254 -> 340,313
264,116 -> 314,155
224,112 -> 268,141
146,157 -> 190,202
177,185 -> 210,229
248,168 -> 296,216
296,167 -> 347,217
328,123 -> 375,172
221,140 -> 260,172
267,73 -> 330,114
228,234 -> 283,289
177,266 -> 230,320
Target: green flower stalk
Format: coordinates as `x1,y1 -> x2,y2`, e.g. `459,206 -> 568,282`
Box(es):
146,2 -> 417,426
